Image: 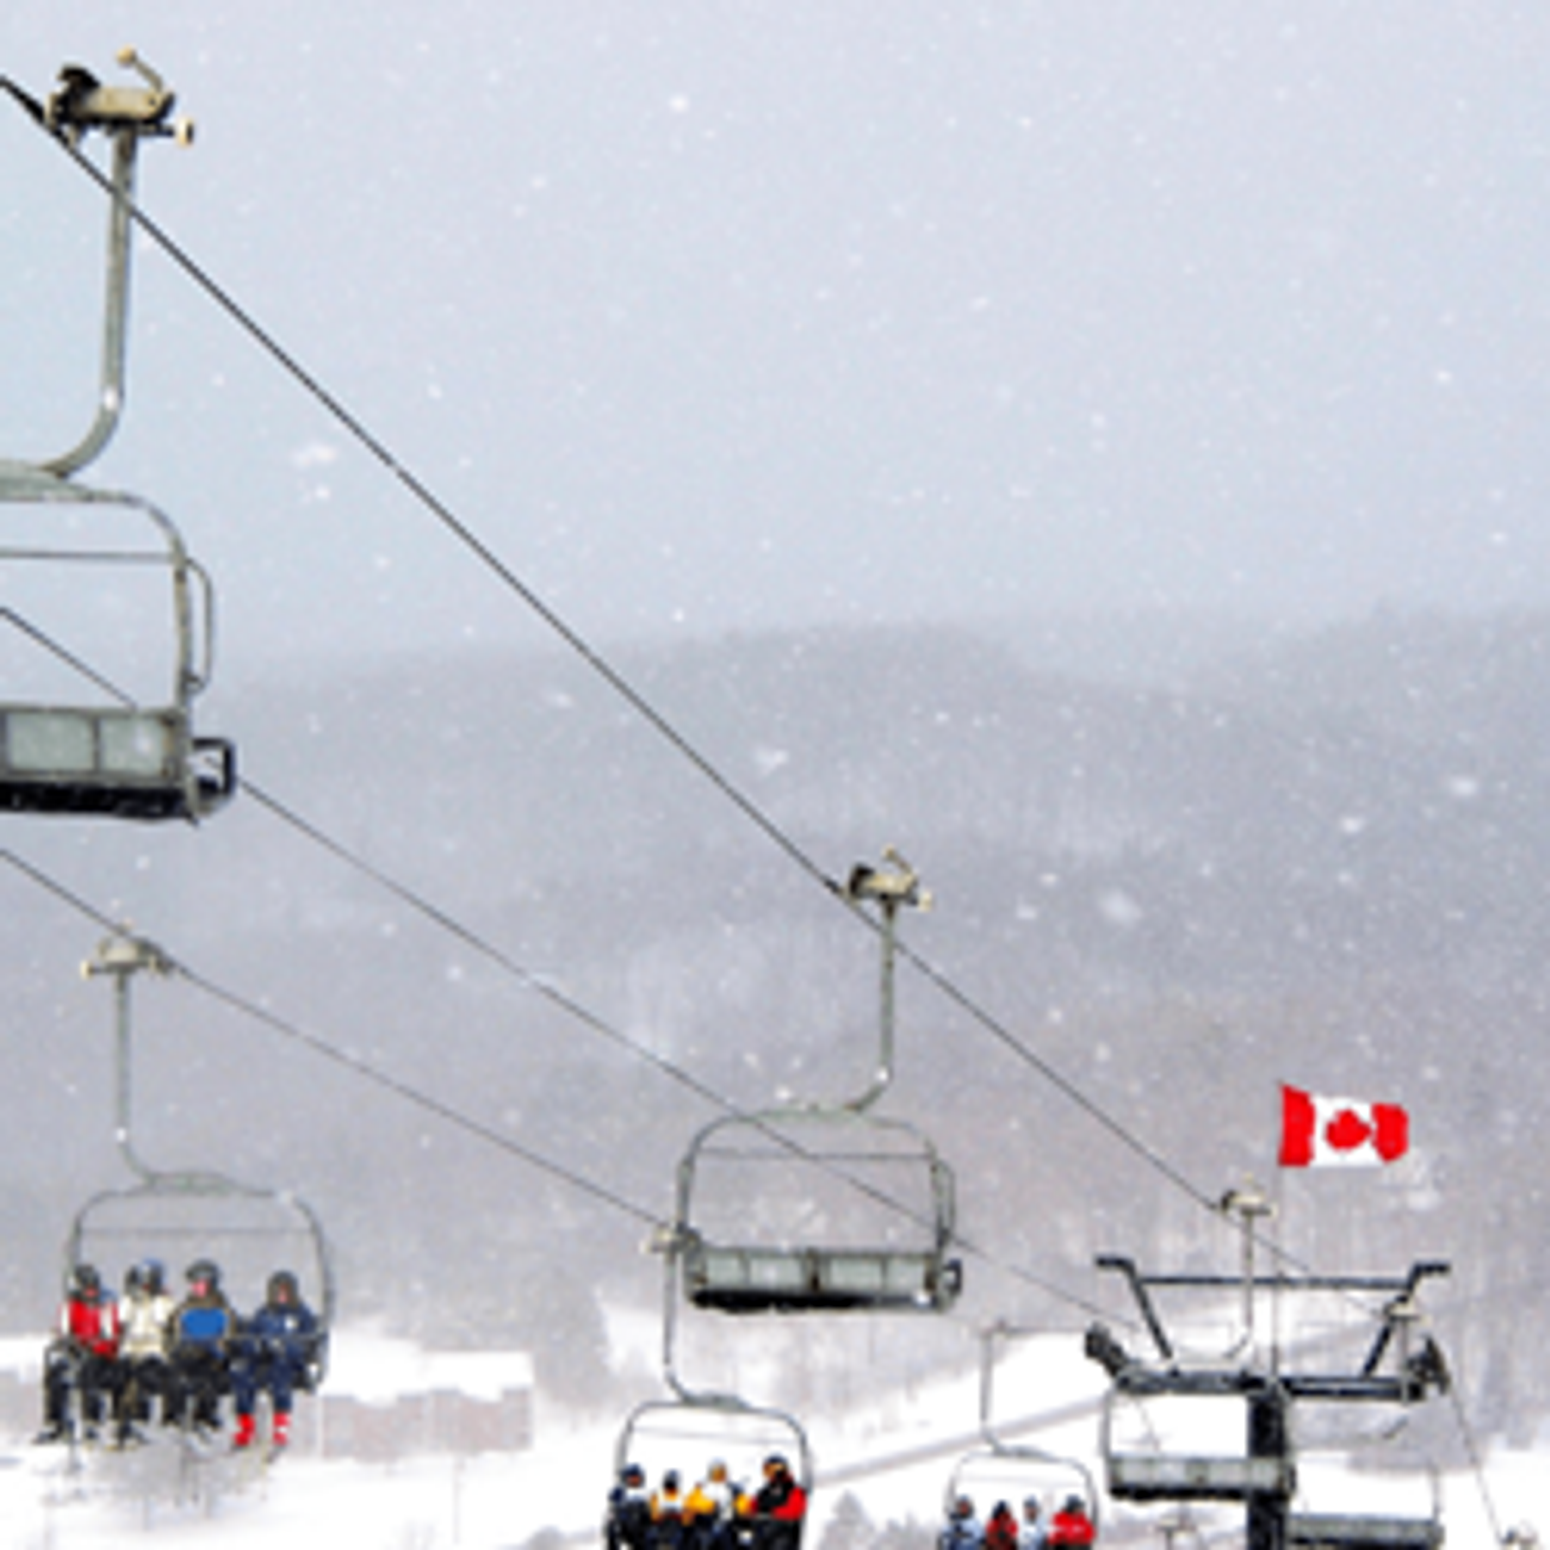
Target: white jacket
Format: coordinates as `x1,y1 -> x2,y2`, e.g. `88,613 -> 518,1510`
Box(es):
120,1290 -> 174,1359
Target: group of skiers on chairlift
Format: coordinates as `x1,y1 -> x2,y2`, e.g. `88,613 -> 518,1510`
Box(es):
36,1255 -> 322,1454
608,1452 -> 808,1550
941,1491 -> 1095,1550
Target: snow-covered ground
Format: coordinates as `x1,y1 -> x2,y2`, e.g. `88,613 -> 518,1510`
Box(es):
0,1327 -> 1540,1548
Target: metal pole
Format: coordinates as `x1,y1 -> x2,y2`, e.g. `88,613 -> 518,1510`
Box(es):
113,966 -> 138,1173
842,847 -> 928,1113
1222,1181 -> 1274,1360
872,896 -> 898,1111
84,934 -> 168,1181
1245,1380 -> 1290,1550
45,127 -> 138,478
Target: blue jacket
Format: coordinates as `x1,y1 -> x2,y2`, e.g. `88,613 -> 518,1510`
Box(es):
171,1296 -> 235,1353
242,1299 -> 321,1364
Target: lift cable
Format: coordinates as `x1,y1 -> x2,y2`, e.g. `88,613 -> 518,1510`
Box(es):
1442,1353 -> 1506,1545
906,941 -> 1220,1217
0,828 -> 1110,1328
6,91 -> 1450,1324
0,596 -> 1118,1320
241,758 -> 1348,1320
1,605 -> 128,702
5,91 -> 1502,1528
10,106 -> 840,909
1,843 -> 659,1229
13,113 -> 1234,1229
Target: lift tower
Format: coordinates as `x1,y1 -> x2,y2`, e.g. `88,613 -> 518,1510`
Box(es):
1086,1243 -> 1451,1550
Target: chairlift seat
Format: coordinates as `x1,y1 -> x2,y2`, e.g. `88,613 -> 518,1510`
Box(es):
68,1175 -> 336,1381
616,1393 -> 813,1506
675,1102 -> 962,1317
0,704 -> 234,819
1288,1513 -> 1443,1549
685,1241 -> 961,1314
1106,1453 -> 1294,1501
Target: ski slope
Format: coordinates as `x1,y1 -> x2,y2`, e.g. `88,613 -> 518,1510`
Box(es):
0,1327 -> 1540,1548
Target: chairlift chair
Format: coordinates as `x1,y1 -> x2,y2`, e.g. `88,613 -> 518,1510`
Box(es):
667,851 -> 962,1316
1286,1484 -> 1443,1547
58,935 -> 335,1381
674,1105 -> 961,1314
1,52 -> 233,822
1282,1397 -> 1445,1550
1097,1377 -> 1296,1504
615,1198 -> 814,1549
65,1177 -> 336,1383
944,1323 -> 1101,1535
1,473 -> 235,820
615,1393 -> 813,1512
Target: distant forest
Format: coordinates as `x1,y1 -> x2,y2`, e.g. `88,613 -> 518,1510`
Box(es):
2,608 -> 1545,1443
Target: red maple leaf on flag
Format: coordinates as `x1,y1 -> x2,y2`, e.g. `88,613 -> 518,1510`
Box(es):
1324,1107 -> 1373,1153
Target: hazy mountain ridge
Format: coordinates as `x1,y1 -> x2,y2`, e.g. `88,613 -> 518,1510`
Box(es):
4,609 -> 1546,1434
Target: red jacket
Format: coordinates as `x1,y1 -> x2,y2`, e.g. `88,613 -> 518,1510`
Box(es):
758,1478 -> 806,1522
984,1507 -> 1020,1550
60,1294 -> 120,1359
1049,1508 -> 1095,1548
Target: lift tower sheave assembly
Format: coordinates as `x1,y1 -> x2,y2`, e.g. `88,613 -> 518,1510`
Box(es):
1,50 -> 234,821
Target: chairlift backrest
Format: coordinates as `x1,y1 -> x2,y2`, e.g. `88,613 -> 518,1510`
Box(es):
65,1176 -> 336,1379
1100,1382 -> 1295,1502
944,1324 -> 1101,1532
0,477 -> 235,820
616,1393 -> 813,1496
673,1105 -> 960,1315
1285,1515 -> 1443,1549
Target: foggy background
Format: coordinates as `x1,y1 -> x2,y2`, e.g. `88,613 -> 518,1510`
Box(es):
5,3 -> 1550,659
3,0 -> 1547,1457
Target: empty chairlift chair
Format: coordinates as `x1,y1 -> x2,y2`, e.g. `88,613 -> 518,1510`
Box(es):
675,1105 -> 961,1314
665,850 -> 961,1317
1,51 -> 233,821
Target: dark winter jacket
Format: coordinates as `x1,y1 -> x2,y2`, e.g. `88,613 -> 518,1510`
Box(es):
984,1505 -> 1020,1550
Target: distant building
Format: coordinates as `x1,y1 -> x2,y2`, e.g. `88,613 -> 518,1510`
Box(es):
298,1331 -> 535,1461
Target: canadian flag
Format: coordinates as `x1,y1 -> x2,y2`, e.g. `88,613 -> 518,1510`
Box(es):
1279,1084 -> 1409,1168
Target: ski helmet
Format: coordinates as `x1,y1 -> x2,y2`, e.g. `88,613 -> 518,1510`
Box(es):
185,1258 -> 221,1291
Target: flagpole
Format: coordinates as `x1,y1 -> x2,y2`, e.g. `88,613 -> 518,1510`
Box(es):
1270,1134 -> 1285,1377
1271,1080 -> 1287,1375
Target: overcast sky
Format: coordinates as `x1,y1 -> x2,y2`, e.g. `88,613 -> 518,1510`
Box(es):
5,3 -> 1550,671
